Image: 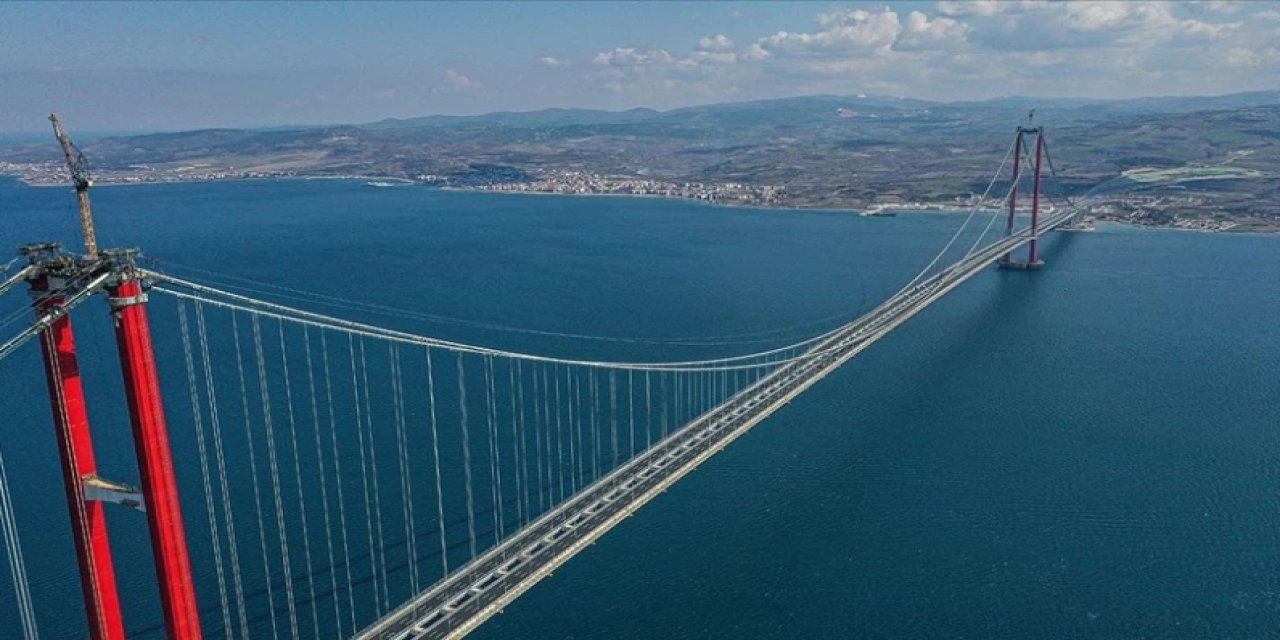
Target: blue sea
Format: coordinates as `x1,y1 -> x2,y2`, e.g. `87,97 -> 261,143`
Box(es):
0,177 -> 1277,639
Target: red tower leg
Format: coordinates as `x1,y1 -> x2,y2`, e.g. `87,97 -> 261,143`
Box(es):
32,274 -> 127,640
1001,129 -> 1024,264
108,276 -> 203,640
1028,129 -> 1045,266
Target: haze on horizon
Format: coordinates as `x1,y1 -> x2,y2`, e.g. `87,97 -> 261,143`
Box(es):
2,0 -> 1278,134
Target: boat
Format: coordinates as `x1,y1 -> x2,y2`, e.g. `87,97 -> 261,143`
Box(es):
859,206 -> 897,217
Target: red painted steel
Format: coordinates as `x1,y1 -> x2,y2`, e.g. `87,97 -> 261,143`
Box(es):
32,274 -> 127,640
1002,130 -> 1024,263
1029,130 -> 1045,265
108,277 -> 203,640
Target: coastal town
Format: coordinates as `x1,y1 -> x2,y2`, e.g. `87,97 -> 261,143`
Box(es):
468,170 -> 786,206
0,160 -> 298,185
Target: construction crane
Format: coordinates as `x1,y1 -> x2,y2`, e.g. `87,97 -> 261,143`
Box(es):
49,113 -> 99,259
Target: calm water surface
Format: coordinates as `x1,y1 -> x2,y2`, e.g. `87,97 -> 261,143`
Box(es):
0,178 -> 1276,639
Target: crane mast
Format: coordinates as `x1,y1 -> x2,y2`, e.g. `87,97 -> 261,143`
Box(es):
49,113 -> 99,259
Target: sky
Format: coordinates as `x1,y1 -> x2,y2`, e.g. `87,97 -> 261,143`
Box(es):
1,0 -> 1278,133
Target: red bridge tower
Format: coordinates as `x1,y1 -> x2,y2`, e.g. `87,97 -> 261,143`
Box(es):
999,125 -> 1047,270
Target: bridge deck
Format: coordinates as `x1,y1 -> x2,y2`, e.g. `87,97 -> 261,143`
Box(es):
354,211 -> 1076,640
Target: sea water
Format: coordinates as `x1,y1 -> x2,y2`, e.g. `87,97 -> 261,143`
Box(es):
0,178 -> 1276,639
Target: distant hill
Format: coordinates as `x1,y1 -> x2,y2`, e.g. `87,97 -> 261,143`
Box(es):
364,107 -> 663,130
367,90 -> 1280,131
2,90 -> 1277,225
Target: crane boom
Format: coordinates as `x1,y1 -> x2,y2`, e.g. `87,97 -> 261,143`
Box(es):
49,113 -> 99,259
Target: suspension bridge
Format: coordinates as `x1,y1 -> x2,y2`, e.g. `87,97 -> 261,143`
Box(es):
0,124 -> 1081,640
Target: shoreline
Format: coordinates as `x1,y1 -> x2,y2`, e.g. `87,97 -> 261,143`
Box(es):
7,173 -> 415,189
4,171 -> 1274,234
442,185 -> 860,215
448,187 -> 1278,233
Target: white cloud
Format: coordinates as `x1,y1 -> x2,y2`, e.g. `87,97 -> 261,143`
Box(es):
1173,18 -> 1239,40
537,56 -> 565,67
1225,45 -> 1280,66
696,35 -> 735,52
898,10 -> 970,50
588,45 -> 727,95
588,1 -> 1278,103
692,50 -> 738,64
442,69 -> 480,90
1060,1 -> 1153,32
1025,51 -> 1066,68
593,48 -> 676,66
757,7 -> 902,55
742,42 -> 771,61
1193,0 -> 1245,13
1225,47 -> 1258,65
936,0 -> 1003,18
949,1 -> 1253,51
591,43 -> 734,79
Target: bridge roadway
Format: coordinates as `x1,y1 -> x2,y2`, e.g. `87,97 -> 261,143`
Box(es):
355,211 -> 1077,640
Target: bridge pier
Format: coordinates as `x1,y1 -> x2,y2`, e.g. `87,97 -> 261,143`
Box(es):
996,259 -> 1043,270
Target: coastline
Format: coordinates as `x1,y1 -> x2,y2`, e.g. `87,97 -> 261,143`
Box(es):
447,187 -> 1278,233
441,185 -> 859,215
4,170 -> 1274,234
7,173 -> 416,189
